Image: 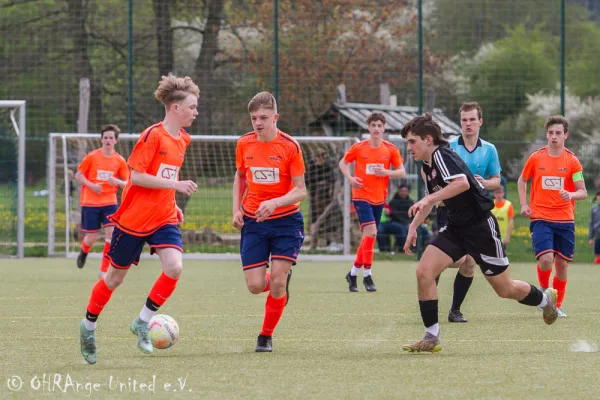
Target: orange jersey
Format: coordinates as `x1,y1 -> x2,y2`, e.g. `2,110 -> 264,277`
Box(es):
236,130 -> 305,219
344,140 -> 403,204
110,123 -> 191,236
521,146 -> 583,223
77,149 -> 129,207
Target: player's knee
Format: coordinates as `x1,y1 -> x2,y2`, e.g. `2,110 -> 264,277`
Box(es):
163,262 -> 182,279
85,232 -> 99,243
539,257 -> 553,271
415,265 -> 435,283
104,272 -> 125,289
459,260 -> 476,277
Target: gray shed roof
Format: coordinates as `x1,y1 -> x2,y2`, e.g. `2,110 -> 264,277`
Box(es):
311,102 -> 461,136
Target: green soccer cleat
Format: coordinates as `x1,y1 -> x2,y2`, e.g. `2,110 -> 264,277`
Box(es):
79,320 -> 97,364
402,332 -> 442,354
541,288 -> 559,325
130,317 -> 153,354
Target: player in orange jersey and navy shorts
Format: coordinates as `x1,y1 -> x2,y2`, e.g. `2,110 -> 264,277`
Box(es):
75,124 -> 129,278
79,75 -> 199,364
232,91 -> 307,353
518,115 -> 588,319
339,113 -> 405,292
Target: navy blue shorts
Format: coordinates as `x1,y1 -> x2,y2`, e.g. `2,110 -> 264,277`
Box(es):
353,201 -> 383,230
595,239 -> 600,255
530,220 -> 575,261
107,224 -> 182,269
240,212 -> 304,270
81,205 -> 118,232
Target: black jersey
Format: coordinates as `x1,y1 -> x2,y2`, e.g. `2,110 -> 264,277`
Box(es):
423,146 -> 494,227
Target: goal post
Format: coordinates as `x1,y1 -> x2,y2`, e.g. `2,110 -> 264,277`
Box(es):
48,133 -> 358,261
0,101 -> 26,258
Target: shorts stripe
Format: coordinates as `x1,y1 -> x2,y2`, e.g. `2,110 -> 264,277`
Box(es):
149,244 -> 183,253
106,255 -> 131,269
243,261 -> 269,270
555,250 -> 573,262
487,217 -> 502,258
535,249 -> 555,259
81,228 -> 101,233
272,255 -> 297,262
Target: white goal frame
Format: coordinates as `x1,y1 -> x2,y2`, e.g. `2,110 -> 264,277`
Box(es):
48,133 -> 357,261
0,101 -> 26,258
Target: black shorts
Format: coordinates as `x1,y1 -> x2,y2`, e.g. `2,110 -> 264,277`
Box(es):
430,215 -> 509,276
435,206 -> 449,230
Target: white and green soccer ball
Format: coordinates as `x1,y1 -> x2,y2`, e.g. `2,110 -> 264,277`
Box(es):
148,314 -> 180,349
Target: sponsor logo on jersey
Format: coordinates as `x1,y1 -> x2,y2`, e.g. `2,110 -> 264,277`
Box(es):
250,167 -> 280,184
157,163 -> 179,181
96,170 -> 114,181
365,163 -> 384,175
541,176 -> 564,191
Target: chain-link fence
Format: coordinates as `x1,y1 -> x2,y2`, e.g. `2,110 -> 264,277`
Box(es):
1,0 -> 599,260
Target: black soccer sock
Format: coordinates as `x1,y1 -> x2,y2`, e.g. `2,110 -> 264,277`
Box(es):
418,299 -> 438,328
518,284 -> 544,306
450,272 -> 473,311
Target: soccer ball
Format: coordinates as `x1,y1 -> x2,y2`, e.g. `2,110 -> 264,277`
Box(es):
148,314 -> 179,349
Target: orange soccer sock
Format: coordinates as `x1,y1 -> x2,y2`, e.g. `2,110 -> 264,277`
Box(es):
536,263 -> 552,289
595,255 -> 600,264
362,236 -> 376,269
553,277 -> 567,308
148,272 -> 180,308
260,293 -> 287,337
81,240 -> 93,254
99,241 -> 111,273
86,278 -> 114,320
262,271 -> 271,293
354,240 -> 365,267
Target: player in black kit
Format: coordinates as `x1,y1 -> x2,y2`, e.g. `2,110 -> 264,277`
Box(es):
400,113 -> 558,353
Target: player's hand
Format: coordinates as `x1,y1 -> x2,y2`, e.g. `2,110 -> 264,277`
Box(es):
373,166 -> 388,177
255,200 -> 278,222
176,206 -> 184,224
520,204 -> 531,217
175,180 -> 198,196
408,197 -> 430,218
349,177 -> 363,188
107,177 -> 119,186
384,208 -> 391,216
403,227 -> 417,255
559,189 -> 571,201
589,239 -> 594,247
232,210 -> 244,230
90,183 -> 103,194
502,238 -> 510,246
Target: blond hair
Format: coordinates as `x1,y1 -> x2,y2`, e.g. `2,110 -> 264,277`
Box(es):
248,91 -> 277,113
154,75 -> 199,106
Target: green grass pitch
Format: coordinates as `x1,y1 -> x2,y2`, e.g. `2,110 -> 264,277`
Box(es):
1,259 -> 600,399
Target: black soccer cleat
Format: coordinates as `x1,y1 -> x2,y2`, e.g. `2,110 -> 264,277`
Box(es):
285,269 -> 292,306
77,251 -> 88,269
255,334 -> 273,352
345,272 -> 358,292
363,275 -> 377,292
448,309 -> 468,323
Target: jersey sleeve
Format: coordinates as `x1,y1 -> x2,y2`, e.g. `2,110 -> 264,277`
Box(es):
486,146 -> 502,177
289,146 -> 306,177
128,131 -> 160,173
77,154 -> 92,176
571,155 -> 584,181
343,144 -> 358,163
508,203 -> 515,219
391,146 -> 403,168
433,150 -> 467,183
521,154 -> 536,180
118,157 -> 130,180
235,141 -> 246,173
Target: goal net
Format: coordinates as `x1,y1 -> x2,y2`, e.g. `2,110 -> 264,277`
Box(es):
48,133 -> 358,261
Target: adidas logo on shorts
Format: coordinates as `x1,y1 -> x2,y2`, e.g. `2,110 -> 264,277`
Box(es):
484,269 -> 494,275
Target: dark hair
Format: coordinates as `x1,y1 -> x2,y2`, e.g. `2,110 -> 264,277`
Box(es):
366,112 -> 386,125
545,115 -> 568,132
400,113 -> 448,146
398,184 -> 410,190
459,102 -> 483,119
595,190 -> 600,197
101,124 -> 121,139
